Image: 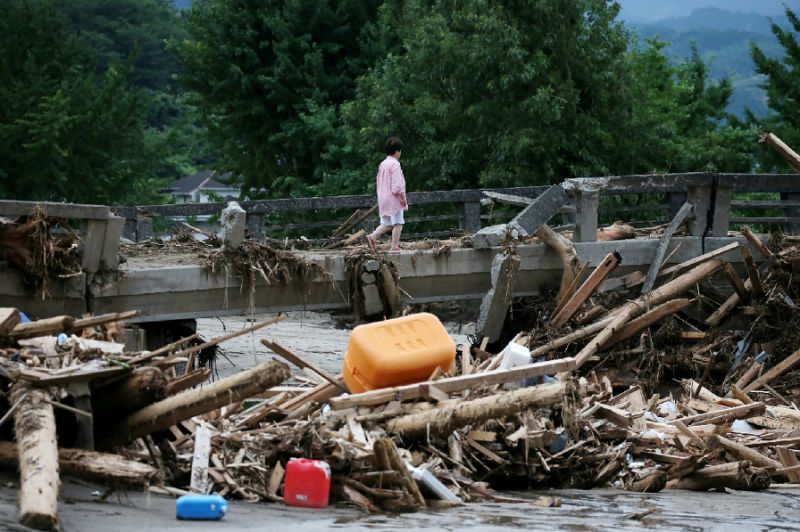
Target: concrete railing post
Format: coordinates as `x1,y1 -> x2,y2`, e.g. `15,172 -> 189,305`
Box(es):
246,212 -> 265,241
687,185 -> 712,236
458,201 -> 482,233
573,189 -> 599,242
712,185 -> 733,237
135,217 -> 153,241
80,219 -> 109,273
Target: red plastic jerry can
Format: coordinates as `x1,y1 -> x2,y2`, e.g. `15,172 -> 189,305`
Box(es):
283,458 -> 331,508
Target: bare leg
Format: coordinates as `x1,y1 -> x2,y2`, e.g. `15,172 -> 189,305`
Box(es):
390,224 -> 403,250
370,224 -> 391,242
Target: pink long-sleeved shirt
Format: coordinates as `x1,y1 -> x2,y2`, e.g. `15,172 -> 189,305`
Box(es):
375,156 -> 407,216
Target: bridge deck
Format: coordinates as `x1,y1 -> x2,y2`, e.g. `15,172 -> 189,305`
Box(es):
1,236 -> 749,322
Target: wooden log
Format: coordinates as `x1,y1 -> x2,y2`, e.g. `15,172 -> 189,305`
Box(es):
549,252 -> 620,328
600,298 -> 690,350
671,461 -> 770,491
92,366 -> 167,419
574,259 -> 723,369
129,333 -> 199,365
329,357 -> 575,410
173,315 -> 286,359
330,204 -> 378,239
641,201 -> 694,294
741,227 -> 773,259
529,317 -> 614,358
759,132 -> 800,173
599,271 -> 646,293
70,310 -> 140,332
340,229 -> 366,248
99,360 -> 290,448
675,402 -> 765,426
0,308 -> 21,335
0,441 -> 160,487
777,446 -> 800,483
260,338 -> 347,391
386,381 -> 566,439
9,315 -> 75,340
604,243 -> 740,294
705,276 -> 755,327
12,384 -> 60,530
379,263 -> 402,315
743,349 -> 800,393
741,248 -> 764,299
536,224 -> 581,304
707,435 -> 783,471
734,361 -> 763,391
279,380 -> 342,414
723,263 -> 750,304
166,368 -> 211,395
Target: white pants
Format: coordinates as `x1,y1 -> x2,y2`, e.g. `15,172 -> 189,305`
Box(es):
380,211 -> 405,226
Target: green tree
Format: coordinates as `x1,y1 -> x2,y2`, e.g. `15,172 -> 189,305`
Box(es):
176,0 -> 387,197
326,0 -> 633,194
751,6 -> 800,171
0,0 -> 164,204
617,39 -> 753,175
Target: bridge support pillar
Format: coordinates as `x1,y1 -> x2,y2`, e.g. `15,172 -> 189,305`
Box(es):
476,252 -> 520,342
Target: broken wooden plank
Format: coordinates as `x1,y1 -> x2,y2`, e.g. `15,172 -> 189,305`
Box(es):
741,227 -> 773,259
173,315 -> 286,359
777,446 -> 800,483
759,132 -> 800,173
166,368 -> 211,396
0,308 -> 21,335
723,263 -> 750,304
190,424 -> 212,493
641,201 -> 694,294
707,435 -> 783,471
575,259 -> 723,369
329,357 -> 575,410
670,461 -> 770,491
741,247 -> 765,299
70,310 -> 140,332
260,338 -> 347,392
743,349 -> 800,393
674,402 -> 765,426
600,298 -> 691,350
549,251 -> 620,328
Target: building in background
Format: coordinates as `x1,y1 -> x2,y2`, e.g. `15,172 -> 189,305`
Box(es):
163,170 -> 240,204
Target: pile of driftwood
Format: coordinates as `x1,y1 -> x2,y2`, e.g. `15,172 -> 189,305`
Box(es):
2,224 -> 800,529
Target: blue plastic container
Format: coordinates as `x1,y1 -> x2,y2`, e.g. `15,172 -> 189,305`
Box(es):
176,494 -> 227,520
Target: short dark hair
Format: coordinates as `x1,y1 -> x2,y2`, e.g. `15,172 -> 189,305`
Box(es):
385,137 -> 403,155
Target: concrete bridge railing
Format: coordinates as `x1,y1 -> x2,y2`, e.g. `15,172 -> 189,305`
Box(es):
2,173 -> 800,273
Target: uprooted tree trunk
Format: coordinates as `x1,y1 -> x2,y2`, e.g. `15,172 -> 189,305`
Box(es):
387,381 -> 567,439
99,360 -> 290,448
12,384 -> 60,531
0,441 -> 160,487
671,461 -> 771,491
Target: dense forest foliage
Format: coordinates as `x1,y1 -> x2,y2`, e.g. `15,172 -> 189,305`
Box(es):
0,0 -> 798,205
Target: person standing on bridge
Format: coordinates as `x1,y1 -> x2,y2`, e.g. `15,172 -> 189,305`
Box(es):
368,137 -> 408,252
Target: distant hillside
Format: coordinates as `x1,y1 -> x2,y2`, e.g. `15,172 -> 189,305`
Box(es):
630,7 -> 793,117
617,0 -> 794,23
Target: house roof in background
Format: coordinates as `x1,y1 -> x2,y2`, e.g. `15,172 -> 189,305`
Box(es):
165,170 -> 235,194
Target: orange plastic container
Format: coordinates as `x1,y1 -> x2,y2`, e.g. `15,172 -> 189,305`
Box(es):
343,313 -> 456,394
